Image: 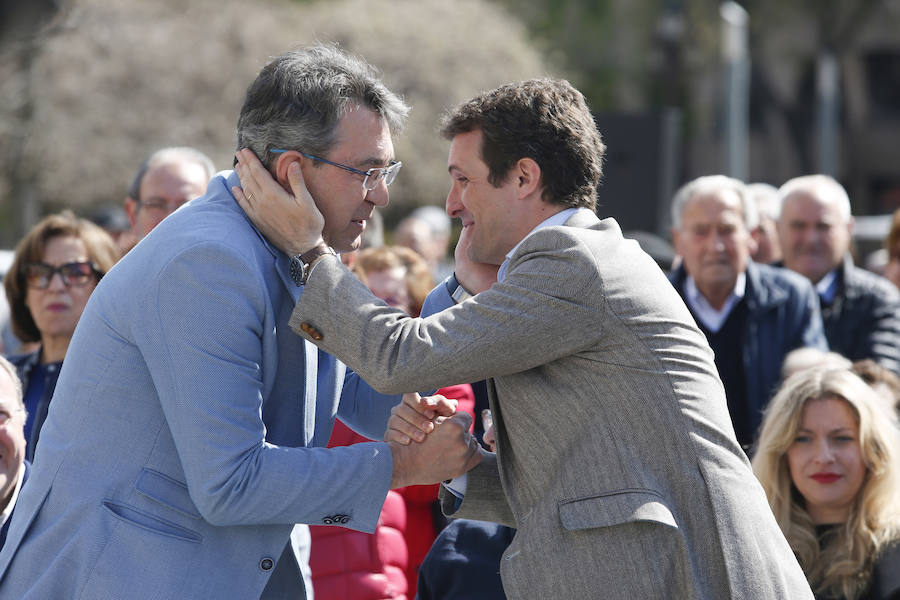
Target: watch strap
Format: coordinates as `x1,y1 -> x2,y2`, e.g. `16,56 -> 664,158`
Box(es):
289,244 -> 335,286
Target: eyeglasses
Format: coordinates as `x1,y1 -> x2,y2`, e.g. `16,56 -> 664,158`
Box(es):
139,197 -> 190,214
23,261 -> 100,289
270,150 -> 402,192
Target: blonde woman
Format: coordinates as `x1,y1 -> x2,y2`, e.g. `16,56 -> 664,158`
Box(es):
753,368 -> 900,599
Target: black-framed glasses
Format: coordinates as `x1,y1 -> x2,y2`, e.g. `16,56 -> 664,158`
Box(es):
23,261 -> 100,289
270,149 -> 402,192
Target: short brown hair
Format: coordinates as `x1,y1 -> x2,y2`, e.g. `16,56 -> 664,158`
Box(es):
440,78 -> 605,211
4,211 -> 121,343
351,246 -> 434,317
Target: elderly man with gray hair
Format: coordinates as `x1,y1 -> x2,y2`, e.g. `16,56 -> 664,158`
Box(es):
777,174 -> 900,374
668,175 -> 827,450
0,356 -> 27,551
124,146 -> 217,242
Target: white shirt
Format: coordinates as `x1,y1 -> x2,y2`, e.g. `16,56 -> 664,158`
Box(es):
447,207 -> 578,499
683,273 -> 746,333
815,269 -> 838,304
0,462 -> 26,529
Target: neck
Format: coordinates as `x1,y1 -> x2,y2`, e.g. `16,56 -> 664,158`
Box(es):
40,336 -> 70,364
696,282 -> 735,311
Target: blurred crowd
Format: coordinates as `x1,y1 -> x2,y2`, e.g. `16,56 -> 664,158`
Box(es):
0,145 -> 899,599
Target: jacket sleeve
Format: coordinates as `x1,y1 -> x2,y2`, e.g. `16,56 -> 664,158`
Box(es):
289,232 -> 599,394
437,452 -> 516,527
133,240 -> 392,532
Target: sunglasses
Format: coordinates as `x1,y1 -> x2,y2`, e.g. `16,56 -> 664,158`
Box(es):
23,261 -> 100,289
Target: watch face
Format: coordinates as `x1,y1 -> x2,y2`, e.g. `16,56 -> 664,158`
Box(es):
289,255 -> 306,287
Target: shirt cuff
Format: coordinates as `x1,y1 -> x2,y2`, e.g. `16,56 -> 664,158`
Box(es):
443,473 -> 467,498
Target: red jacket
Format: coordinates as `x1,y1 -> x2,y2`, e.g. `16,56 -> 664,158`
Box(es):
309,384 -> 476,599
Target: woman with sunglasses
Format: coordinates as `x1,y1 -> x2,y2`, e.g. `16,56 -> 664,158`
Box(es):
3,211 -> 119,461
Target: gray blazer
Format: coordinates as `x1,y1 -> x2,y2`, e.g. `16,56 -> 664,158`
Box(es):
0,171 -> 399,600
291,209 -> 813,599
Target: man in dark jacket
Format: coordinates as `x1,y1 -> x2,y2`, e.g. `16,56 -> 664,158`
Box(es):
777,174 -> 900,375
670,175 -> 828,450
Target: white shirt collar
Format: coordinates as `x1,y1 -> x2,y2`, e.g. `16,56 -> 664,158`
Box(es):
683,272 -> 746,333
815,268 -> 838,303
497,208 -> 578,282
0,462 -> 26,528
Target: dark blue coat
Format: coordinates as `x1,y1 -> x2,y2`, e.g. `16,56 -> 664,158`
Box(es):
669,261 -> 828,444
819,255 -> 900,375
417,519 -> 515,600
5,351 -> 61,462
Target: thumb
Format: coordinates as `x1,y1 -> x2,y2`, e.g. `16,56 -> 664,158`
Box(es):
287,161 -> 306,203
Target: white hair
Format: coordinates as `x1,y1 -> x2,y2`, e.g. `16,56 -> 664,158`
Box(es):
777,174 -> 851,222
0,355 -> 23,409
670,175 -> 751,230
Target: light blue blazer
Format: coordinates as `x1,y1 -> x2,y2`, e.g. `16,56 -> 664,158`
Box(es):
0,171 -> 398,600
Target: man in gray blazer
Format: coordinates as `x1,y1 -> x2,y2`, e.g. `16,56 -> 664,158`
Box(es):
0,45 -> 475,600
236,79 -> 813,598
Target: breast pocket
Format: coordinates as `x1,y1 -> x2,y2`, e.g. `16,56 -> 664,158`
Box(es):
558,488 -> 677,531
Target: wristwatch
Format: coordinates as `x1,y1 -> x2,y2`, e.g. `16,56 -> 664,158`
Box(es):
289,244 -> 336,286
446,273 -> 474,304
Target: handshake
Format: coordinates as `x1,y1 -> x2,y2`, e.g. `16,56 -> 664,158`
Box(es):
385,392 -> 485,489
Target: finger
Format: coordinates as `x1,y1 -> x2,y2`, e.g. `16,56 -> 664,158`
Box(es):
450,410 -> 473,433
385,415 -> 420,445
422,394 -> 457,418
463,441 -> 485,472
234,151 -> 261,203
402,392 -> 435,420
393,402 -> 435,438
286,160 -> 307,203
232,186 -> 250,213
237,148 -> 277,200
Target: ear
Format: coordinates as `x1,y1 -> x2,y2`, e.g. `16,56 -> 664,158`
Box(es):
514,157 -> 542,200
671,227 -> 681,253
124,197 -> 139,229
746,228 -> 759,256
273,150 -> 306,189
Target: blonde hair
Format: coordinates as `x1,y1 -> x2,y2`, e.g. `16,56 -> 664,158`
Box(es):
752,368 -> 900,599
351,246 -> 434,317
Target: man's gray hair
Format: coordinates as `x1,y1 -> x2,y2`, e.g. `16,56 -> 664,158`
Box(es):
670,175 -> 751,230
127,147 -> 216,201
777,174 -> 852,223
236,44 -> 410,170
0,355 -> 23,410
746,183 -> 780,222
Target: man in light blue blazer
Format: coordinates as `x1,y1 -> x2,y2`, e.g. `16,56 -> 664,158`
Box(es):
0,45 -> 476,600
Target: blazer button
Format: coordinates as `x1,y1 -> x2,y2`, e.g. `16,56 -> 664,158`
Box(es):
300,322 -> 324,341
260,557 -> 274,571
322,513 -> 350,525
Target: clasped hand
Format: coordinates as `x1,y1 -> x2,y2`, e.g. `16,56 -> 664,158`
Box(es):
387,392 -> 483,489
